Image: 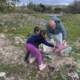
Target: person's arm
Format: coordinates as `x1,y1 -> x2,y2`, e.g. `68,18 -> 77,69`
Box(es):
60,22 -> 67,40
42,39 -> 54,47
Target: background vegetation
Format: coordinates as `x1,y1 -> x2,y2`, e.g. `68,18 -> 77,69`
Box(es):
0,0 -> 80,80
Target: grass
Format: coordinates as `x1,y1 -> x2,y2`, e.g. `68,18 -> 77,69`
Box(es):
31,13 -> 51,20
14,25 -> 34,36
0,13 -> 80,80
0,13 -> 80,41
61,14 -> 80,41
0,24 -> 35,38
0,64 -> 38,80
31,13 -> 80,41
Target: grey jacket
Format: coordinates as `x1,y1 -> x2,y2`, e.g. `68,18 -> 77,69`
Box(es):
47,16 -> 67,40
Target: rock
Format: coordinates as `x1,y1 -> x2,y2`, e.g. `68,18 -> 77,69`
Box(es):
0,34 -> 25,64
0,33 -> 11,47
0,33 -> 6,39
0,72 -> 6,80
14,36 -> 25,45
0,72 -> 6,77
68,71 -> 79,80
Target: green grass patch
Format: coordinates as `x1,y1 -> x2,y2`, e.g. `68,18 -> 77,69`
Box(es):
14,25 -> 34,36
0,64 -> 38,79
62,14 -> 80,41
0,13 -> 80,41
31,13 -> 50,20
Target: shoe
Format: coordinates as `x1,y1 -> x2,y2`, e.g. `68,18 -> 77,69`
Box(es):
29,57 -> 35,64
39,63 -> 47,71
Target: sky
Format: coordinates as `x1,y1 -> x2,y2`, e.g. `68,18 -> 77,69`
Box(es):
19,0 -> 74,6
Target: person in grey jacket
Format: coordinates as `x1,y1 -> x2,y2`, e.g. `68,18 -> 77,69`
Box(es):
47,16 -> 67,46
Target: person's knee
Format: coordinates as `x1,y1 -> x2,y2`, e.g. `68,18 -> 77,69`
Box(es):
36,52 -> 42,59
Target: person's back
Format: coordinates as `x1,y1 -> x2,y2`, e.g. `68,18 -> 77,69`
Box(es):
27,34 -> 43,48
27,30 -> 54,48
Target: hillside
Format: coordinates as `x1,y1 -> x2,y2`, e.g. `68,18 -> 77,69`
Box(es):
0,13 -> 80,80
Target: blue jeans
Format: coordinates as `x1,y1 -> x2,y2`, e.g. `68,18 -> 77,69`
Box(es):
55,33 -> 63,45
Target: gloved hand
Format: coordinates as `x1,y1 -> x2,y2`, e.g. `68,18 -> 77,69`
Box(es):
53,43 -> 67,53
